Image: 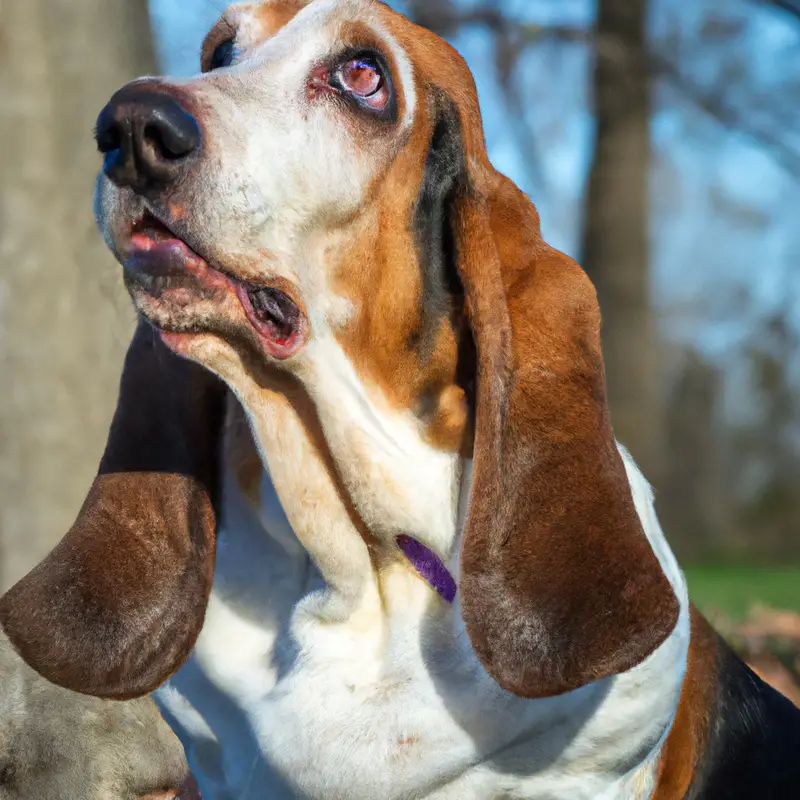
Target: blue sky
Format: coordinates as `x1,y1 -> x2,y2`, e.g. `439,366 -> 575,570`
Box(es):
148,0 -> 800,369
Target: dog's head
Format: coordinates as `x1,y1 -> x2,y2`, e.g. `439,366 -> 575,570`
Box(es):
1,0 -> 679,702
94,0 -> 483,441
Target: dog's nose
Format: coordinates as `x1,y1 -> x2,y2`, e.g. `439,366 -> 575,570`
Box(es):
96,85 -> 200,191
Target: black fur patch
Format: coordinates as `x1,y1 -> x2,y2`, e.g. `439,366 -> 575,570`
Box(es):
686,635 -> 800,799
410,94 -> 466,363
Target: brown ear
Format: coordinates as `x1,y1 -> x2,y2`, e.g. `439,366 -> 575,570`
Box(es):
0,320 -> 225,699
440,110 -> 680,698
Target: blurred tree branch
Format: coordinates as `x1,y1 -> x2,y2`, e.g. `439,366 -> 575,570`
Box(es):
768,0 -> 800,20
406,2 -> 585,43
405,0 -> 800,180
403,0 -> 586,189
651,52 -> 800,178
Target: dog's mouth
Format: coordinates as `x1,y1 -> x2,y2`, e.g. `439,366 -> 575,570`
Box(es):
125,211 -> 308,360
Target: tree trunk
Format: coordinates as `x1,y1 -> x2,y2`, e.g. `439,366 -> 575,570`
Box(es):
581,0 -> 662,481
0,0 -> 155,589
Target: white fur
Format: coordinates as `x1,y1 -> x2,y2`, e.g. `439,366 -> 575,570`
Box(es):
302,335 -> 463,555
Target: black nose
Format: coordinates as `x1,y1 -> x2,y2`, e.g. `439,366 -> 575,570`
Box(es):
95,84 -> 200,191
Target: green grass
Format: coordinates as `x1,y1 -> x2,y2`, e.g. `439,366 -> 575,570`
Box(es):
684,565 -> 800,620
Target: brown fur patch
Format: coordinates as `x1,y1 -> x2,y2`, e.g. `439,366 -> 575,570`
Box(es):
323,7 -> 498,453
331,189 -> 467,453
254,0 -> 307,38
330,36 -> 469,453
421,382 -> 471,453
652,609 -> 719,798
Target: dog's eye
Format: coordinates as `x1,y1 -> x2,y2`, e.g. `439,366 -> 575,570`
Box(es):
209,39 -> 236,71
341,59 -> 382,96
337,56 -> 389,111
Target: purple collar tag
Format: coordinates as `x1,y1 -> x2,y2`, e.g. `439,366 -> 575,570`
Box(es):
396,535 -> 457,604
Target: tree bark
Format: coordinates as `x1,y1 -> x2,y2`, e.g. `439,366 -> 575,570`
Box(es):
581,0 -> 662,481
0,0 -> 155,589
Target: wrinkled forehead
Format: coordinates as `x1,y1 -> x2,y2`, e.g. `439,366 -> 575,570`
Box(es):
206,0 -> 418,117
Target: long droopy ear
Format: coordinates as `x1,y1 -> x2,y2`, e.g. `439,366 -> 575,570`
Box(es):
440,107 -> 680,699
0,320 -> 225,699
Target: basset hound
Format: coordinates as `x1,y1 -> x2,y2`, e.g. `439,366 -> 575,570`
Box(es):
1,1 -> 799,798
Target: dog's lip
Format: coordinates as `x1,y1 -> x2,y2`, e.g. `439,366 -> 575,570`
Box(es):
124,210 -> 308,360
127,211 -> 226,279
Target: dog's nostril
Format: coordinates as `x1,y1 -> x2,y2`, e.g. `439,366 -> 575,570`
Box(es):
143,117 -> 197,161
95,106 -> 124,155
96,124 -> 122,154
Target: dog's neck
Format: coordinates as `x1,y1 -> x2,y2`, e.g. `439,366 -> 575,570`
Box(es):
224,329 -> 466,626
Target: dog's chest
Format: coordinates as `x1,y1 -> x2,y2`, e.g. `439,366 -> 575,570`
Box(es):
155,467 -> 685,800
